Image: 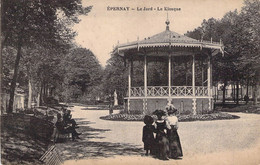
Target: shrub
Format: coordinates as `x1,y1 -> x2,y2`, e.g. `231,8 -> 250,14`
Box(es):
179,110 -> 192,115
129,110 -> 143,115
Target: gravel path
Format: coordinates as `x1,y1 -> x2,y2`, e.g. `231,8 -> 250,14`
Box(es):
57,105 -> 260,165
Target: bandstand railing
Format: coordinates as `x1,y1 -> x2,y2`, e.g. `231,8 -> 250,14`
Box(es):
147,86 -> 169,96
127,86 -> 209,97
130,86 -> 145,97
195,86 -> 208,96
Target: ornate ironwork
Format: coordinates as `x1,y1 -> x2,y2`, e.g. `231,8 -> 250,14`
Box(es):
130,87 -> 144,97
128,86 -> 209,97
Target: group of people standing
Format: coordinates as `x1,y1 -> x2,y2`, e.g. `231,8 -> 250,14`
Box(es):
142,104 -> 183,160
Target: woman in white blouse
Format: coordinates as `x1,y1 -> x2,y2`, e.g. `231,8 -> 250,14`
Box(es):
165,104 -> 183,159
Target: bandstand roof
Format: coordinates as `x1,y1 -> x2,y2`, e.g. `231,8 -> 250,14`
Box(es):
116,19 -> 224,56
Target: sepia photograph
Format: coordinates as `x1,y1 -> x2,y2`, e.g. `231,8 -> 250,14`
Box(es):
1,0 -> 260,164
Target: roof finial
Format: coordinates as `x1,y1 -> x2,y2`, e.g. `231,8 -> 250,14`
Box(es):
165,13 -> 170,30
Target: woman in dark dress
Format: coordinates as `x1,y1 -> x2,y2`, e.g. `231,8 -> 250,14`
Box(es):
142,115 -> 155,156
153,110 -> 169,160
165,105 -> 183,159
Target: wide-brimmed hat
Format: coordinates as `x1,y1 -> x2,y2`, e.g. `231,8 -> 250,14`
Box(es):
165,104 -> 177,114
153,109 -> 166,116
144,115 -> 154,125
165,103 -> 175,110
167,108 -> 177,115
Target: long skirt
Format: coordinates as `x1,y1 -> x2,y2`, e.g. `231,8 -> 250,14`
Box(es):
155,133 -> 169,159
168,126 -> 183,158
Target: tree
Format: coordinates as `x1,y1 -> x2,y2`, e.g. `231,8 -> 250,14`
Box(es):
19,45 -> 60,107
103,53 -> 127,105
186,10 -> 249,105
2,0 -> 92,113
186,0 -> 260,105
237,0 -> 260,104
61,47 -> 103,102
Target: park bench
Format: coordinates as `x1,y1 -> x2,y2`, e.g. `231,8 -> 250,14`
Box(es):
39,145 -> 63,165
53,124 -> 73,143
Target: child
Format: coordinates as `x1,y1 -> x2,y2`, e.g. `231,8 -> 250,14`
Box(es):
142,115 -> 155,156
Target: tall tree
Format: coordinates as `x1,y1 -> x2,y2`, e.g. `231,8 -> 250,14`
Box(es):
103,53 -> 127,105
238,0 -> 260,104
186,10 -> 248,104
61,47 -> 103,102
2,0 -> 92,113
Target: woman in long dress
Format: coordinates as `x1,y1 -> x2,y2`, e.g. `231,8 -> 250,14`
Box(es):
165,104 -> 183,159
153,110 -> 169,160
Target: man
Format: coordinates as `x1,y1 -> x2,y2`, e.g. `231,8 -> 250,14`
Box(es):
55,113 -> 81,141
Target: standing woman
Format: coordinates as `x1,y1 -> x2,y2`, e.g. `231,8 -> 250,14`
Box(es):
165,104 -> 183,159
153,110 -> 169,160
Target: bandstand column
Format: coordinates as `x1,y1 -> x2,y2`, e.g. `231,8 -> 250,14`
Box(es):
168,54 -> 172,103
192,54 -> 197,115
144,55 -> 147,113
127,59 -> 131,113
207,55 -> 212,111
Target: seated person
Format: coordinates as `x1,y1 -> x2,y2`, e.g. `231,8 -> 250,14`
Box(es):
61,107 -> 67,116
55,113 -> 81,141
63,110 -> 78,128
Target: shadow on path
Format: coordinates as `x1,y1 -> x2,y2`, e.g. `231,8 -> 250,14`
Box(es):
56,119 -> 143,161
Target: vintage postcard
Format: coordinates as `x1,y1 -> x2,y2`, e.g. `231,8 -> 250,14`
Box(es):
1,0 -> 260,165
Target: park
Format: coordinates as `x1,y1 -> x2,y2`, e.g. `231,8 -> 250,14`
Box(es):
1,0 -> 260,164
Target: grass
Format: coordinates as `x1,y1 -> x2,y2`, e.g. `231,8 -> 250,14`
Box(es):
1,113 -> 54,164
215,103 -> 260,114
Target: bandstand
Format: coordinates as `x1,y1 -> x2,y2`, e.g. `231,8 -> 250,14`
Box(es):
115,19 -> 224,115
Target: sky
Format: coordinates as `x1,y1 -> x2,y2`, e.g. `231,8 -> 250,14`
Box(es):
73,0 -> 244,67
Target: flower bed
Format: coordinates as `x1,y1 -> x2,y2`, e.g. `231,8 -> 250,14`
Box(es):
100,112 -> 239,122
216,104 -> 260,114
177,113 -> 239,122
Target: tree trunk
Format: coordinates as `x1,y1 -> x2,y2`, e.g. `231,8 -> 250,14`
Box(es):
253,85 -> 257,105
37,93 -> 40,107
214,85 -> 217,102
28,79 -> 32,109
8,38 -> 22,113
222,81 -> 227,105
252,81 -> 259,105
234,84 -> 236,102
253,70 -> 260,105
185,62 -> 188,86
43,82 -> 46,98
246,78 -> 249,97
43,81 -> 47,103
40,83 -> 43,106
216,84 -> 219,100
201,60 -> 204,86
236,81 -> 239,105
46,83 -> 49,97
233,84 -> 236,102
